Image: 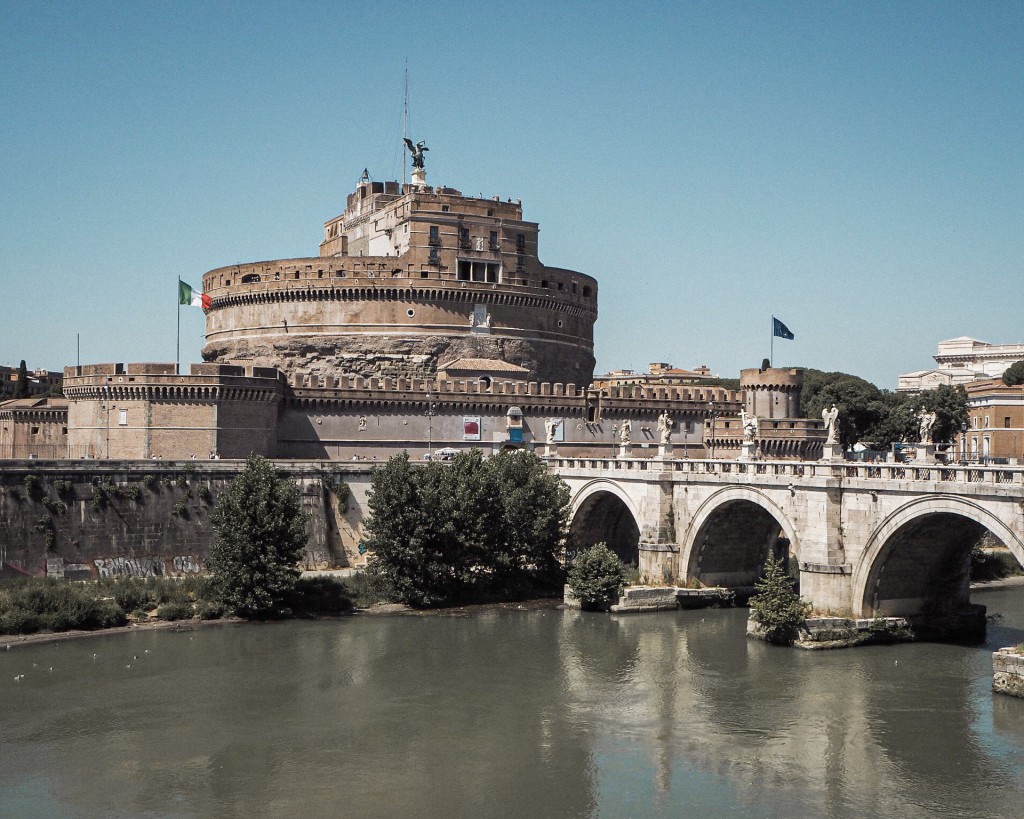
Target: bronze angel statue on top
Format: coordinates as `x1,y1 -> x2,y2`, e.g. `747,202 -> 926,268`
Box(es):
404,138 -> 429,169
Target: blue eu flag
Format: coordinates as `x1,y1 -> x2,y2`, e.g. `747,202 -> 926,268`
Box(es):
772,317 -> 794,340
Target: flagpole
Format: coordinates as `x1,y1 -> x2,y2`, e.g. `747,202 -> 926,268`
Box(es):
176,278 -> 181,375
770,315 -> 774,368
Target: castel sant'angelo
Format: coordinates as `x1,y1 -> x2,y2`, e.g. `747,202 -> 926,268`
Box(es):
61,143 -> 823,462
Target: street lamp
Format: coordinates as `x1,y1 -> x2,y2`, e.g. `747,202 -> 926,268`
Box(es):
707,401 -> 718,460
960,421 -> 968,463
425,392 -> 437,458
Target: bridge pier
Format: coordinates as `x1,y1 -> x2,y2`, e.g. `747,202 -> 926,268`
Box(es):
798,563 -> 854,615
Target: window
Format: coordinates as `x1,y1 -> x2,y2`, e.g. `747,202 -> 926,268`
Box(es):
582,285 -> 592,297
241,274 -> 260,284
429,225 -> 440,246
489,231 -> 499,250
1005,417 -> 1012,428
457,259 -> 501,283
441,205 -> 450,212
119,410 -> 128,426
516,233 -> 525,252
985,416 -> 990,428
31,426 -> 40,435
459,227 -> 470,248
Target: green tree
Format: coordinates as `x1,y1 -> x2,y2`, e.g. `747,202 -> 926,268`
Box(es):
14,360 -> 29,398
748,553 -> 811,645
801,369 -> 886,446
799,369 -> 968,449
364,449 -> 569,607
1003,360 -> 1024,386
913,383 -> 969,444
207,455 -> 309,617
567,542 -> 627,611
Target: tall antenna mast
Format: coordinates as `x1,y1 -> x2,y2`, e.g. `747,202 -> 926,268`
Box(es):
403,60 -> 409,187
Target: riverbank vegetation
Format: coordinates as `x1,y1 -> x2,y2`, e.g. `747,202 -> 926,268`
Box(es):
363,449 -> 570,607
567,542 -> 628,611
0,574 -> 357,636
748,553 -> 812,645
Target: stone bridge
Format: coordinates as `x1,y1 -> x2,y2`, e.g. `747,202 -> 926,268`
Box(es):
551,457 -> 1024,623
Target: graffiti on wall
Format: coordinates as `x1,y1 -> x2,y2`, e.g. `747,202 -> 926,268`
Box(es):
91,555 -> 204,578
172,555 -> 202,574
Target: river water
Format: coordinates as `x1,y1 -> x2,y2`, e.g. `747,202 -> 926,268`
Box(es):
2,586 -> 1024,818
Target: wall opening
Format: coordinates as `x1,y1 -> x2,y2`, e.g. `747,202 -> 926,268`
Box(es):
568,491 -> 640,567
688,499 -> 791,588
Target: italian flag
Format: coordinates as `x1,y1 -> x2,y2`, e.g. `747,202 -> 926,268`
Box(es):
179,280 -> 212,309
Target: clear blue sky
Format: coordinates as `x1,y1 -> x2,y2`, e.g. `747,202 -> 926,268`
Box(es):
2,0 -> 1021,388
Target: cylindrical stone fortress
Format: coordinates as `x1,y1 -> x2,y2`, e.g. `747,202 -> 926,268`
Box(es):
202,178 -> 597,384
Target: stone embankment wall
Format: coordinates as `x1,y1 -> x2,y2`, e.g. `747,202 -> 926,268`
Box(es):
993,649 -> 1024,698
0,461 -> 374,580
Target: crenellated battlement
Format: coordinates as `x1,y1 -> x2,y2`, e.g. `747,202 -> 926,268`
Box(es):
62,363 -> 284,403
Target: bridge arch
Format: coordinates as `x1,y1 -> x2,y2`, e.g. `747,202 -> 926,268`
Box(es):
853,496 -> 1024,619
567,480 -> 642,566
680,487 -> 801,588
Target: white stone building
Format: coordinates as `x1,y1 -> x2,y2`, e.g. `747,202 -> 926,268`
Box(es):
897,337 -> 1024,392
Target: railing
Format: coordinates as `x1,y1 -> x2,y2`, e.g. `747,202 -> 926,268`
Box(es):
545,456 -> 1024,486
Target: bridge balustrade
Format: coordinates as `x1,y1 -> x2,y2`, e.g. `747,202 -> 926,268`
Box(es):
547,456 -> 1024,487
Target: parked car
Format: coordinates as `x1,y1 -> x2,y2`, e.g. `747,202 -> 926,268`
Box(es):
434,448 -> 460,461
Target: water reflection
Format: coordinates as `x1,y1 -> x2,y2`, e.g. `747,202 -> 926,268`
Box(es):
1,591 -> 1024,817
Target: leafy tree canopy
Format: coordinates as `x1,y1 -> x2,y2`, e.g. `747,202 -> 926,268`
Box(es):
1003,360 -> 1024,386
799,369 -> 968,448
364,449 -> 570,608
207,455 -> 309,617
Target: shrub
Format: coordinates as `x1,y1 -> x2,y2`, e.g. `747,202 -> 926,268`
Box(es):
23,474 -> 45,502
339,569 -> 394,608
289,576 -> 354,615
110,577 -> 152,612
197,485 -> 212,504
172,499 -> 189,518
568,543 -> 628,611
749,553 -> 811,645
195,600 -> 225,620
175,474 -> 189,489
53,479 -> 74,497
41,496 -> 67,515
142,474 -> 158,491
1,579 -> 127,632
0,608 -> 42,635
334,481 -> 351,514
156,601 -> 194,621
90,485 -> 107,512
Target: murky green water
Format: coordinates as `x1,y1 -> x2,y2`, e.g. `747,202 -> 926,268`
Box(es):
2,587 -> 1024,818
